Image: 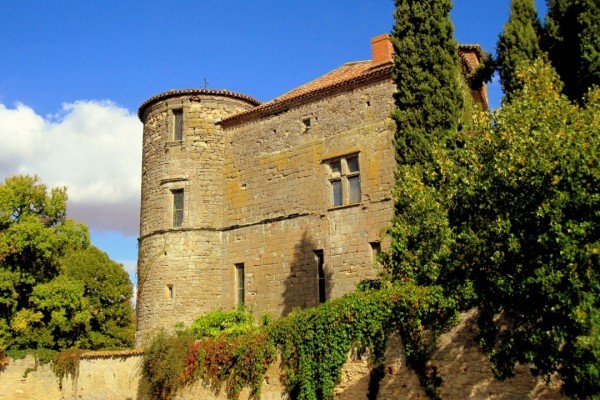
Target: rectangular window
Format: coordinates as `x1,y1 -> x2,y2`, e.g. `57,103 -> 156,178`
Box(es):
173,109 -> 183,141
314,250 -> 326,304
370,242 -> 381,264
332,180 -> 343,206
172,189 -> 184,228
326,154 -> 361,207
235,263 -> 245,309
165,284 -> 174,299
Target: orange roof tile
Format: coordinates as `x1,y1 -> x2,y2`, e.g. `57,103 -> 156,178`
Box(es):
221,60 -> 393,127
222,44 -> 487,127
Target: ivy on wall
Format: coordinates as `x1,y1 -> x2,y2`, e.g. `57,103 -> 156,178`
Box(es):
142,283 -> 457,400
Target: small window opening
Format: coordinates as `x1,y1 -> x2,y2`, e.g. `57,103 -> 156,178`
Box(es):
172,189 -> 184,228
302,118 -> 311,130
165,284 -> 174,299
315,250 -> 326,304
370,242 -> 381,264
235,263 -> 245,309
173,109 -> 183,141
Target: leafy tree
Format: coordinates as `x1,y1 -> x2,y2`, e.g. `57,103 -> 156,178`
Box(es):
497,0 -> 543,99
544,0 -> 600,101
0,175 -> 134,351
464,60 -> 599,398
60,246 -> 135,349
382,1 -> 475,396
386,0 -> 464,284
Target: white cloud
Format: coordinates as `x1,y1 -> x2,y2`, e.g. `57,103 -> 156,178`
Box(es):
0,100 -> 142,236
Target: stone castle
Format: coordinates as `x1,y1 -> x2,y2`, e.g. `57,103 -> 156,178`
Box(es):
135,34 -> 488,344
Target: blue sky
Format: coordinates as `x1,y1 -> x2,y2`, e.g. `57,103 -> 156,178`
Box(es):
0,0 -> 548,289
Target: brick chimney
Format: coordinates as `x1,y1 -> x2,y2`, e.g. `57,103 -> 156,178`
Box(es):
371,34 -> 393,63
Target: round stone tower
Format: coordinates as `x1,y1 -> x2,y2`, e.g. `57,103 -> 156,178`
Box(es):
135,89 -> 260,345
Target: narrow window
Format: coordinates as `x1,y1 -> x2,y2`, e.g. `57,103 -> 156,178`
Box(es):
348,176 -> 361,203
331,180 -> 343,206
370,242 -> 381,264
172,189 -> 184,228
173,108 -> 183,141
314,250 -> 326,304
165,284 -> 174,299
235,263 -> 245,309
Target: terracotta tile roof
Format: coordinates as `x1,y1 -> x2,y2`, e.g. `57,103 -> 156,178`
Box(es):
222,44 -> 487,127
221,60 -> 393,127
138,89 -> 261,121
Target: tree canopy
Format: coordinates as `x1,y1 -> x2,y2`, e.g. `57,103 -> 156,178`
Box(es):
497,0 -> 543,99
0,175 -> 134,352
384,1 -> 599,397
464,60 -> 600,399
544,0 -> 600,101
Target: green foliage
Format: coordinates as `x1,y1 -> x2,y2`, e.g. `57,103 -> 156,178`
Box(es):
544,0 -> 600,101
189,309 -> 255,338
0,175 -> 134,352
60,247 -> 135,349
462,60 -> 599,398
391,0 -> 463,168
143,310 -> 275,400
497,0 -> 543,99
143,287 -> 458,400
382,2 -> 476,397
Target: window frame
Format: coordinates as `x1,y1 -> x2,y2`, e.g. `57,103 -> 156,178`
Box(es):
326,154 -> 361,207
235,263 -> 245,310
172,108 -> 183,142
314,250 -> 326,304
172,189 -> 184,228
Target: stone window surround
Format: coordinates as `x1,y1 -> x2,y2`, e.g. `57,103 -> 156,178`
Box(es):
235,263 -> 245,309
160,177 -> 189,230
166,102 -> 185,143
325,153 -> 361,208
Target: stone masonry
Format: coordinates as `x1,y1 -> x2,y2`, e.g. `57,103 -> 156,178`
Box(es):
135,34 -> 488,345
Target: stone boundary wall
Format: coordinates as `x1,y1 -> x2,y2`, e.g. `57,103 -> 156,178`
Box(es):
0,312 -> 563,400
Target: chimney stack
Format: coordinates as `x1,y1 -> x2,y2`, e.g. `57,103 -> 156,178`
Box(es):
371,34 -> 393,63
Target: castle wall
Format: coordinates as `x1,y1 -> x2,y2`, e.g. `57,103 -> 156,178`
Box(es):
136,93 -> 257,343
0,313 -> 563,400
220,80 -> 397,317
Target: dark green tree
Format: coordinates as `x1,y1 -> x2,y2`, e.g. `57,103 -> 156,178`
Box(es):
391,0 -> 463,169
464,60 -> 599,398
382,1 -> 471,397
544,0 -> 600,101
497,0 -> 543,99
386,0 -> 464,282
60,246 -> 135,349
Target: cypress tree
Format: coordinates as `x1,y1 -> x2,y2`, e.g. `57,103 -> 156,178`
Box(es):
391,0 -> 463,168
382,2 -> 467,396
544,0 -> 600,101
497,0 -> 543,99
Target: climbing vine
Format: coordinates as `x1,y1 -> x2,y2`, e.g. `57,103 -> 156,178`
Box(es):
142,283 -> 457,400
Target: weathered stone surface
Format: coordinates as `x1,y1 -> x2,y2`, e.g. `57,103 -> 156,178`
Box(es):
136,78 -> 397,345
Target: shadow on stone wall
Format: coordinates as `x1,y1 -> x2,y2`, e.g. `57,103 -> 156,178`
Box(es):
332,311 -> 563,400
281,230 -> 333,317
